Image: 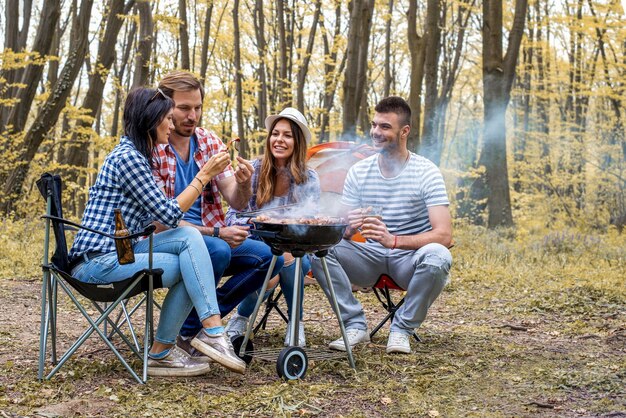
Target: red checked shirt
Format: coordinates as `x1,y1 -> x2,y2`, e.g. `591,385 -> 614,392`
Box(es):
152,127 -> 234,227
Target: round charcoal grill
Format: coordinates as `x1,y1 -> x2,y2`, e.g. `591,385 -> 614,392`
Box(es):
250,220 -> 347,256
238,219 -> 356,380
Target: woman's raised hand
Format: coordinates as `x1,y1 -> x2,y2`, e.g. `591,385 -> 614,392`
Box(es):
197,151 -> 231,185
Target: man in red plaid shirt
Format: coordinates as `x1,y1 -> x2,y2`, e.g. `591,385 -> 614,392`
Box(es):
153,71 -> 283,358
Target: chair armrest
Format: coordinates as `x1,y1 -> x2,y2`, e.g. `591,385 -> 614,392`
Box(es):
41,215 -> 156,240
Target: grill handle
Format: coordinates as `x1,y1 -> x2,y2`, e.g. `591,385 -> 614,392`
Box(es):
250,229 -> 278,239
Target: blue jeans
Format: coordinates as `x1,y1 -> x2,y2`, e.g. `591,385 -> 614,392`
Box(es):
237,255 -> 310,320
71,227 -> 220,345
179,237 -> 283,337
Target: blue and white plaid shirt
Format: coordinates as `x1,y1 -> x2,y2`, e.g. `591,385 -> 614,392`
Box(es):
69,137 -> 183,260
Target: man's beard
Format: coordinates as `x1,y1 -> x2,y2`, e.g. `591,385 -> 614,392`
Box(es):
377,135 -> 401,156
174,121 -> 195,137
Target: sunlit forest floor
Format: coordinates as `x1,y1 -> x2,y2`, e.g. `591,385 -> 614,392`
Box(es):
0,220 -> 624,417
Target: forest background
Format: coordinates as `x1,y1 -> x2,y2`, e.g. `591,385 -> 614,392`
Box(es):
0,0 -> 624,231
0,0 -> 624,416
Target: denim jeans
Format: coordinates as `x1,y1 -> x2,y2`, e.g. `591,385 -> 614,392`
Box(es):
71,227 -> 220,345
237,254 -> 310,320
179,237 -> 283,337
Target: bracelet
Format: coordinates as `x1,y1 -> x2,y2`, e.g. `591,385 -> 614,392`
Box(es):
189,183 -> 202,195
194,176 -> 206,188
391,235 -> 398,250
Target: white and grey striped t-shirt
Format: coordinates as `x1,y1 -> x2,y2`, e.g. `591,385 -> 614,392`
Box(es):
342,152 -> 449,236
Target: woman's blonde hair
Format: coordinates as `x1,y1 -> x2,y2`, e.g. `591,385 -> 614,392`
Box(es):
256,118 -> 308,208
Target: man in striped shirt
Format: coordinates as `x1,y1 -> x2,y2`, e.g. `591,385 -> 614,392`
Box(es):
311,96 -> 453,354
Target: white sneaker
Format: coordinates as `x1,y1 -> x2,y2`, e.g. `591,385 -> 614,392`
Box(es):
225,313 -> 249,339
328,328 -> 370,351
386,331 -> 411,354
284,322 -> 306,347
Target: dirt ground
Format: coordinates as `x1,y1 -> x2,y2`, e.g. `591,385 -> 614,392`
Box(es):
0,272 -> 624,417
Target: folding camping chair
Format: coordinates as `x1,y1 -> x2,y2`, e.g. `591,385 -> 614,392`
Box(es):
369,274 -> 421,343
37,173 -> 164,384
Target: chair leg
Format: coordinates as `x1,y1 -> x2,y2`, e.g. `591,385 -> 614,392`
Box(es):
370,287 -> 421,343
143,274 -> 155,383
240,255 -> 281,357
120,300 -> 141,352
369,287 -> 396,340
38,270 -> 51,380
46,278 -> 145,384
91,301 -> 142,358
253,289 -> 288,334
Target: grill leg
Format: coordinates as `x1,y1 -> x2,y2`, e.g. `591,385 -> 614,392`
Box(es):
287,257 -> 303,347
240,255 -> 280,358
319,257 -> 356,369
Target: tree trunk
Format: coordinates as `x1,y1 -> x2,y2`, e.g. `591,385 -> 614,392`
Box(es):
3,0 -> 61,134
383,0 -> 394,97
178,0 -> 190,70
199,2 -> 214,82
318,2 -> 345,143
407,0 -> 426,152
472,0 -> 527,228
132,0 -> 153,88
276,0 -> 292,108
1,0 -> 94,214
342,0 -> 375,139
253,0 -> 268,127
296,0 -> 321,112
232,0 -> 246,158
111,19 -> 137,137
0,0 -> 32,128
420,0 -> 442,164
63,0 -> 129,216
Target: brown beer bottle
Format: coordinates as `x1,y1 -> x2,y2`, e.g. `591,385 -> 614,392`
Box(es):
114,208 -> 135,264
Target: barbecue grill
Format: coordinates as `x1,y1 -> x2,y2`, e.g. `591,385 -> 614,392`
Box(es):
235,217 -> 356,380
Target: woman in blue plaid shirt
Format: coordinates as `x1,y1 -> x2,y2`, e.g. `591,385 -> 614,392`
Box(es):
69,88 -> 246,376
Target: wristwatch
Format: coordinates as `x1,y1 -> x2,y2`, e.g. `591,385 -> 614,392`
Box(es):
212,226 -> 220,237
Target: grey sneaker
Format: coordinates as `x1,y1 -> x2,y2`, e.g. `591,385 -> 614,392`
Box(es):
225,313 -> 249,339
328,328 -> 370,351
176,335 -> 211,363
386,331 -> 411,354
191,330 -> 247,374
284,321 -> 306,347
147,345 -> 211,377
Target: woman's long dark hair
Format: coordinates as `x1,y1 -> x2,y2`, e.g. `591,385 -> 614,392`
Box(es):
123,87 -> 174,165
